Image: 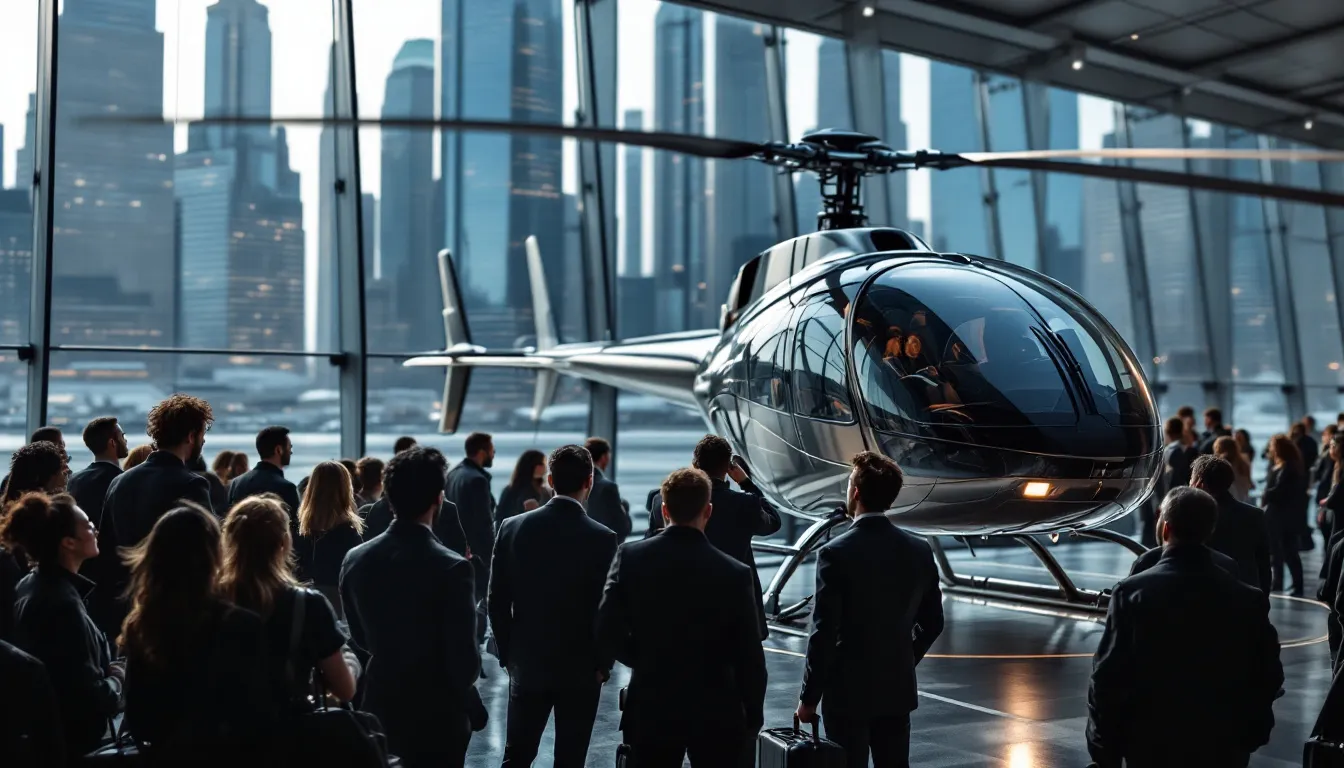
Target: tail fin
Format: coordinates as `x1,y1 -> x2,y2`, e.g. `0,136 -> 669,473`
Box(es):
525,235 -> 559,422
436,249 -> 472,433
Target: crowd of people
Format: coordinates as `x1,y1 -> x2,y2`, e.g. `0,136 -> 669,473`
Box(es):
2,391 -> 1343,767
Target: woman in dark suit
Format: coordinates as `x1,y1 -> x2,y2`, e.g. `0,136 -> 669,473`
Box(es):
1262,433 -> 1308,596
495,449 -> 552,525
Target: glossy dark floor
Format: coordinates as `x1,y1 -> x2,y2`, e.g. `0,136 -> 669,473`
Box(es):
464,536 -> 1334,767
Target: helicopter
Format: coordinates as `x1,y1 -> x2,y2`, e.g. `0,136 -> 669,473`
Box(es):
107,113 -> 1344,617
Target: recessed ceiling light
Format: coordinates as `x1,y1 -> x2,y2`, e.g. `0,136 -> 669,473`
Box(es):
1306,119 -> 1315,130
862,5 -> 875,17
1130,33 -> 1140,40
1071,58 -> 1085,70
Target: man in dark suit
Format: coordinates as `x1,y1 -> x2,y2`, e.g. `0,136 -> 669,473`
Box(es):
1198,407 -> 1232,455
1087,487 -> 1283,768
66,416 -> 128,529
359,494 -> 467,554
1187,454 -> 1272,593
597,467 -> 766,767
0,638 -> 64,768
795,452 -> 944,768
584,437 -> 631,540
1146,417 -> 1191,548
647,435 -> 781,638
444,431 -> 497,601
94,394 -> 215,637
227,425 -> 300,521
1130,487 -> 1241,581
489,444 -> 618,768
341,447 -> 482,768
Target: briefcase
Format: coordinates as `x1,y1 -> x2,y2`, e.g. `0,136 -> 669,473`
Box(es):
1306,738 -> 1344,767
758,716 -> 845,768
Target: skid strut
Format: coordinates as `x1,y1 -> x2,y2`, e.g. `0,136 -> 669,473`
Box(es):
757,514 -> 848,619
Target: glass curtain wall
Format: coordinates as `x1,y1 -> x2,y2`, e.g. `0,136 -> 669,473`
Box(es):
3,0 -> 1344,496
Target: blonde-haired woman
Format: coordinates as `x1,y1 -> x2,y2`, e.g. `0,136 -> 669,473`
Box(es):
220,494 -> 357,707
295,461 -> 365,617
1213,436 -> 1254,503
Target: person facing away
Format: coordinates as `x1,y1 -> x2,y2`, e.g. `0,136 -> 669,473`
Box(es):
218,495 -> 357,713
444,431 -> 498,601
228,426 -> 300,524
122,445 -> 153,472
1316,425 -> 1339,544
393,435 -> 417,455
1316,435 -> 1344,661
1213,435 -> 1255,505
488,444 -> 618,768
1198,407 -> 1232,455
1086,486 -> 1283,768
120,504 -> 276,766
355,457 -> 384,507
1261,432 -> 1307,596
584,437 -> 631,541
795,452 -> 944,768
0,637 -> 64,768
1295,418 -> 1320,482
596,467 -> 767,768
94,394 -> 215,639
293,461 -> 365,617
647,435 -> 782,639
3,493 -> 123,758
0,426 -> 65,498
340,446 -> 482,768
496,449 -> 553,526
1,442 -> 71,644
66,417 -> 128,530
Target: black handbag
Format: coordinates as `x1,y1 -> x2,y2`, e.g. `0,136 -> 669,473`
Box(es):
1306,738 -> 1344,767
285,588 -> 393,768
82,719 -> 140,766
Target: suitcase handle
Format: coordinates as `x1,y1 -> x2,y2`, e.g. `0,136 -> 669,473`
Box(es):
792,714 -> 820,742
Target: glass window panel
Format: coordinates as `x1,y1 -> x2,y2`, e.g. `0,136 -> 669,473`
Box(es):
611,2 -> 777,336
364,356 -> 588,499
1234,385 -> 1290,486
1125,108 -> 1211,381
1269,140 -> 1344,387
781,29 -> 854,234
927,61 -> 988,256
1156,382 -> 1206,423
50,1 -> 333,353
982,74 -> 1037,270
0,353 -> 29,469
1307,387 -> 1344,437
615,391 -> 705,536
792,295 -> 854,422
51,350 -> 335,480
0,0 -> 36,344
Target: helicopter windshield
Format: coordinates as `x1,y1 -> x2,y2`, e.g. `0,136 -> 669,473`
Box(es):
852,265 -> 1080,429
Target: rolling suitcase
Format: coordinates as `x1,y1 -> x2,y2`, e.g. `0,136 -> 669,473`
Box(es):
757,716 -> 845,768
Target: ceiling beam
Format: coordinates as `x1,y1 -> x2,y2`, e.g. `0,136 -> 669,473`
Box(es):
1022,0 -> 1113,30
1190,19 -> 1344,76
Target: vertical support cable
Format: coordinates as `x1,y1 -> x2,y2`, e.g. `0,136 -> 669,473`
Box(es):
574,0 -> 618,455
840,4 -> 889,226
1181,122 -> 1229,417
762,27 -> 797,240
1320,162 -> 1344,408
332,0 -> 368,458
1111,103 -> 1158,382
25,0 -> 58,435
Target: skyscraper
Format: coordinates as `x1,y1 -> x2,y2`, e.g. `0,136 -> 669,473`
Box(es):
652,4 -> 704,332
1037,85 -> 1082,289
928,61 -> 989,256
621,109 -> 643,277
53,0 -> 176,348
316,42 -> 339,356
0,190 -> 31,344
174,0 -> 305,358
15,94 -> 34,196
380,40 -> 437,354
707,15 -> 775,329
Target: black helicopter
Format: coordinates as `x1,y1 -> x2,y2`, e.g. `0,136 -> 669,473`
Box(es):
108,112 -> 1344,615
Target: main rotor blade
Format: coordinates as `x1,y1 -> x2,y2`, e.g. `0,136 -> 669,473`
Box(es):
84,115 -> 767,160
960,147 -> 1344,163
956,155 -> 1344,208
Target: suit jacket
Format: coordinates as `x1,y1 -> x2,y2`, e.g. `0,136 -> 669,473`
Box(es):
0,639 -> 63,768
340,520 -> 480,757
1202,492 -> 1273,593
1130,544 -> 1238,580
444,459 -> 496,594
488,496 -> 617,688
800,515 -> 943,720
1158,442 -> 1192,500
12,567 -> 121,755
227,462 -> 301,522
1087,545 -> 1282,766
596,526 -> 766,737
93,451 -> 214,636
648,477 -> 782,638
1262,463 -> 1307,531
66,461 -> 122,529
359,497 -> 467,557
587,467 -> 631,541
1198,426 -> 1231,455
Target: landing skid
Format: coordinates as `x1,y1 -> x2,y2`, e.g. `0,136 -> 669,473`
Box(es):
754,518 -> 1146,629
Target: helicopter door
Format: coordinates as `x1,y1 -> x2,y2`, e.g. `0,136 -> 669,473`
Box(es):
788,292 -> 866,513
734,300 -> 807,505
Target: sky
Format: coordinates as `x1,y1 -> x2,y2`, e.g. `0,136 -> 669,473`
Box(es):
0,0 -> 1117,341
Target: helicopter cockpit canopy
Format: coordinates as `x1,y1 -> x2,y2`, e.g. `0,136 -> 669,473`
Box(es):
851,263 -> 1156,454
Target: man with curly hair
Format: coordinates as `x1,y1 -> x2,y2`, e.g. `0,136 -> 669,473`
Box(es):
90,394 -> 215,637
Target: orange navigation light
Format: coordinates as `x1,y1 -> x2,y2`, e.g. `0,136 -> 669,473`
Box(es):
1022,482 -> 1051,499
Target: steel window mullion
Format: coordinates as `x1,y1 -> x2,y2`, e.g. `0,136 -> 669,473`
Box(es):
841,4 -> 889,226
1112,103 -> 1158,381
1258,136 -> 1306,420
762,27 -> 797,240
332,0 -> 368,458
25,0 -> 58,435
1182,123 -> 1229,416
971,71 -> 1002,261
